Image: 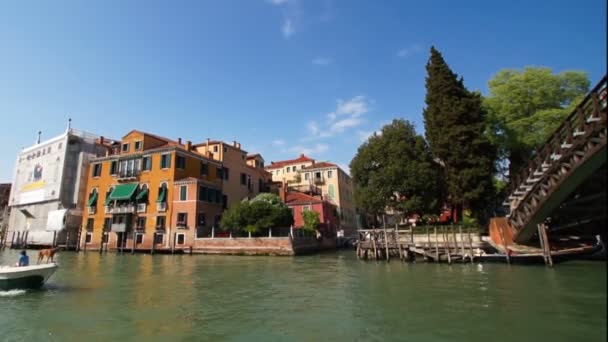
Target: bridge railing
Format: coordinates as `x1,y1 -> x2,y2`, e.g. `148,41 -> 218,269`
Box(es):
506,76 -> 607,203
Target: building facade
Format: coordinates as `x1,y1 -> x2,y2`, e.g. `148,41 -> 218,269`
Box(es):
81,130 -> 224,251
193,140 -> 271,207
266,157 -> 357,235
282,188 -> 339,234
7,128 -> 108,247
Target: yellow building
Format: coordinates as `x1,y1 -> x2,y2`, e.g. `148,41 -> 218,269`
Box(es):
266,157 -> 357,234
193,140 -> 271,207
81,130 -> 223,252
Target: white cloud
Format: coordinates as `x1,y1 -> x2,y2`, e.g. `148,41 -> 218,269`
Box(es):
272,139 -> 285,146
282,19 -> 294,38
288,143 -> 328,156
397,44 -> 422,58
307,121 -> 319,136
328,95 -> 369,121
330,116 -> 364,133
312,57 -> 332,66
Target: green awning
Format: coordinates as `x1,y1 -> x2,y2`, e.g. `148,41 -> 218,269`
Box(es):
136,188 -> 148,201
156,187 -> 167,203
87,192 -> 98,207
107,183 -> 139,201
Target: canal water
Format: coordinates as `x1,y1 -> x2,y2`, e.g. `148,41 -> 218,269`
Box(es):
0,250 -> 606,341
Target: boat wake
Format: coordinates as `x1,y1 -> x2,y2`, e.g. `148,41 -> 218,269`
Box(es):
0,289 -> 27,297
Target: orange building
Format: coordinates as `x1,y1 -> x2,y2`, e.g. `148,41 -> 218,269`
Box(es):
81,130 -> 223,252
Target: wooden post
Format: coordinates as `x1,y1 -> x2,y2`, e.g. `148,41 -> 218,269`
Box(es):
76,226 -> 82,252
445,227 -> 451,264
499,223 -> 510,264
451,225 -> 458,260
269,227 -> 272,238
459,226 -> 465,263
468,230 -> 474,263
382,215 -> 389,262
151,232 -> 156,255
131,230 -> 136,254
356,236 -> 361,259
371,231 -> 378,260
539,223 -> 553,267
211,227 -> 215,239
434,226 -> 439,262
10,231 -> 15,249
65,230 -> 70,250
171,232 -> 176,255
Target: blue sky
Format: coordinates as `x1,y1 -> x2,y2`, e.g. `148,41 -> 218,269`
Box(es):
0,0 -> 606,182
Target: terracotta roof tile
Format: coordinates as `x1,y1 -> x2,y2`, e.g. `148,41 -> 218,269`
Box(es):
267,154 -> 315,169
302,162 -> 337,170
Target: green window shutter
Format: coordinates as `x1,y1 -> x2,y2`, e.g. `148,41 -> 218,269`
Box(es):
136,188 -> 149,201
156,187 -> 167,203
87,191 -> 98,207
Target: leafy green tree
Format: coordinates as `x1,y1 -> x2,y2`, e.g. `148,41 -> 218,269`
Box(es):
220,193 -> 293,235
483,67 -> 589,177
350,119 -> 441,222
423,47 -> 496,221
302,210 -> 320,232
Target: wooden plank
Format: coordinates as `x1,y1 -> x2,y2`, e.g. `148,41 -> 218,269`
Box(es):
459,226 -> 465,263
434,226 -> 439,262
445,227 -> 451,264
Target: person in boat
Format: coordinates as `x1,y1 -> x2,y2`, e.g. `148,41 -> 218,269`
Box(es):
17,250 -> 29,267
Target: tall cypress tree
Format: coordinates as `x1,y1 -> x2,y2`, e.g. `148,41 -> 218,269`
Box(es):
423,47 -> 496,222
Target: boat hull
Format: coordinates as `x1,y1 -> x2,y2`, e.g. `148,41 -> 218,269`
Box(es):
0,263 -> 58,291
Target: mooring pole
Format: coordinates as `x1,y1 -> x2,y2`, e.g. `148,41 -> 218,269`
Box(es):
383,215 -> 389,261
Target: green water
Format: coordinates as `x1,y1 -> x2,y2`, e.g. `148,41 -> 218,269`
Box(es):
0,250 -> 606,342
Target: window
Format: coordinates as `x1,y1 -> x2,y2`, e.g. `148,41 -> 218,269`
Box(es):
278,170 -> 281,175
102,233 -> 109,243
160,153 -> 171,169
304,173 -> 309,180
223,147 -> 227,153
142,156 -> 152,171
134,141 -> 142,150
213,145 -> 218,152
104,218 -> 112,231
197,213 -> 206,227
156,216 -> 166,229
86,218 -> 94,231
207,188 -> 215,202
287,167 -> 291,172
241,173 -> 247,186
110,160 -> 118,175
176,155 -> 186,169
179,185 -> 187,201
176,234 -> 185,245
303,205 -> 311,212
154,234 -> 164,244
216,167 -> 223,179
259,179 -> 264,193
222,195 -> 228,209
201,162 -> 209,175
122,143 -> 129,152
92,163 -> 102,177
199,186 -> 208,201
328,170 -> 333,178
135,234 -> 144,244
215,190 -> 222,204
85,233 -> 92,244
315,172 -> 321,179
177,213 -> 188,226
224,167 -> 229,180
136,217 -> 146,229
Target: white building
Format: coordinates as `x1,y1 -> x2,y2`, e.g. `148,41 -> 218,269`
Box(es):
7,126 -> 110,247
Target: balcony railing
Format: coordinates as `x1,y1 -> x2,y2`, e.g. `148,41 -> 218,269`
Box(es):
157,202 -> 167,212
88,206 -> 96,215
137,203 -> 147,213
115,169 -> 140,181
111,223 -> 127,232
314,177 -> 325,185
105,205 -> 136,214
176,222 -> 188,229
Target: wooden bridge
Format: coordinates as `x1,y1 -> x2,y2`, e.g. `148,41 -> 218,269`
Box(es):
498,76 -> 607,245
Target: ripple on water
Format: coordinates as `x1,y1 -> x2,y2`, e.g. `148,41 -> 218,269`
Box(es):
0,289 -> 27,297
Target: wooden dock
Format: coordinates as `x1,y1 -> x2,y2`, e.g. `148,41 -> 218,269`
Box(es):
356,225 -> 481,264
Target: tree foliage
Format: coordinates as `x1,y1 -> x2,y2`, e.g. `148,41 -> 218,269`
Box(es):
220,193 -> 293,234
483,67 -> 589,176
423,47 -> 496,220
350,119 -> 441,220
302,210 -> 320,232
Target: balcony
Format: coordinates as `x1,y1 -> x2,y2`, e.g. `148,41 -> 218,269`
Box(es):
111,223 -> 126,232
176,222 -> 188,230
115,169 -> 140,181
314,177 -> 325,185
105,205 -> 136,214
157,202 -> 167,212
155,226 -> 166,232
137,203 -> 147,213
88,206 -> 96,215
289,184 -> 322,196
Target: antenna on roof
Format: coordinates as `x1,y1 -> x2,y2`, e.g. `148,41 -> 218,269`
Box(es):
66,117 -> 72,132
36,131 -> 42,144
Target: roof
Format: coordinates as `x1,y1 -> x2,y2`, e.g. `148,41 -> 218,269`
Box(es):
247,153 -> 263,160
122,130 -> 177,144
267,154 -> 315,169
302,162 -> 337,170
285,191 -> 324,205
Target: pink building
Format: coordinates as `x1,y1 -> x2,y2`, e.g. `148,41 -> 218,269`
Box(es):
282,190 -> 339,234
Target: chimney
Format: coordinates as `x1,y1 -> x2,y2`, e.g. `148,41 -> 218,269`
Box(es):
36,131 -> 42,144
99,136 -> 104,145
233,140 -> 238,147
185,140 -> 192,151
177,137 -> 182,145
66,117 -> 72,132
206,138 -> 210,151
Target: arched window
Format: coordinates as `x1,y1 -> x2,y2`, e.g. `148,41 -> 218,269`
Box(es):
137,184 -> 149,203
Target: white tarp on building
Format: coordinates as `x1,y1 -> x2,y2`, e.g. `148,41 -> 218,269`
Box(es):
46,209 -> 67,231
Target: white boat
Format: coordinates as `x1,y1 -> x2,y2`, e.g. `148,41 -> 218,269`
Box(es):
0,263 -> 58,291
